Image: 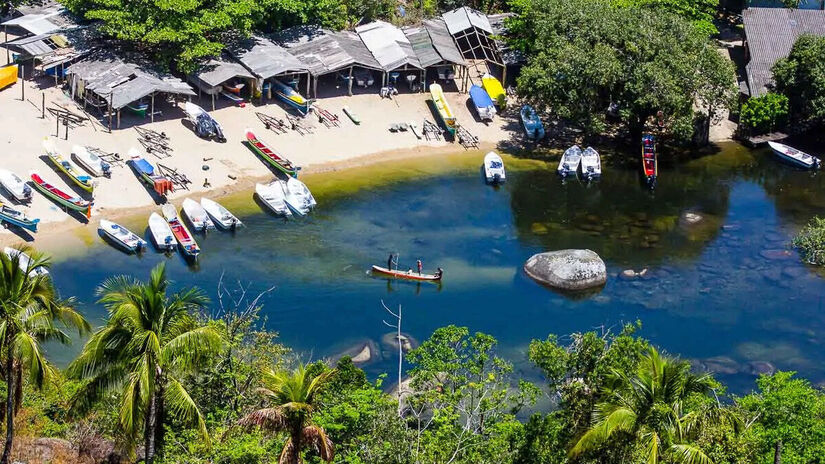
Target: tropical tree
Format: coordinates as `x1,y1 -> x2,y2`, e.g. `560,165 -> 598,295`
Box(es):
773,34 -> 825,127
67,263 -> 222,464
240,364 -> 335,464
0,247 -> 89,464
570,347 -> 738,464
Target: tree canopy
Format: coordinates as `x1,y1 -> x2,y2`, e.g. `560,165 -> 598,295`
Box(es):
508,0 -> 736,143
773,34 -> 825,128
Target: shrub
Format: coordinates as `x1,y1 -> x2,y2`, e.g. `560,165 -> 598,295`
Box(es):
792,216 -> 825,265
739,93 -> 789,135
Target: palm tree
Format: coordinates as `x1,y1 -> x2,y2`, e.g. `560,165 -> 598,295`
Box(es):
0,246 -> 89,464
570,347 -> 738,464
240,364 -> 335,464
67,263 -> 222,464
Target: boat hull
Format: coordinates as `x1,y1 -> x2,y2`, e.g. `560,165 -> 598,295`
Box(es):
371,265 -> 442,282
245,130 -> 297,177
430,84 -> 457,136
0,205 -> 38,232
48,154 -> 94,193
30,173 -> 92,217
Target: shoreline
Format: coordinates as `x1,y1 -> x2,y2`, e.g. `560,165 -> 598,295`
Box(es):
5,141 -> 551,260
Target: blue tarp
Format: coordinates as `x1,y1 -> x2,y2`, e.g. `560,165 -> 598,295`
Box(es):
469,84 -> 494,108
132,158 -> 154,175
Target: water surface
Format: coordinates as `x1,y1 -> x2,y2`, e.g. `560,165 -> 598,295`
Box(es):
49,143 -> 825,392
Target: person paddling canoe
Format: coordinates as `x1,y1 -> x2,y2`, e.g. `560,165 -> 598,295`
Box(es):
387,253 -> 398,271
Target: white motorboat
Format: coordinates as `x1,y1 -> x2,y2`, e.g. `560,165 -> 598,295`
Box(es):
184,102 -> 225,142
200,198 -> 242,230
483,151 -> 506,184
579,146 -> 602,181
0,169 -> 32,202
72,145 -> 111,177
558,145 -> 582,178
282,177 -> 316,216
255,181 -> 292,217
3,247 -> 48,277
99,219 -> 147,252
181,198 -> 216,232
148,212 -> 177,251
768,141 -> 820,169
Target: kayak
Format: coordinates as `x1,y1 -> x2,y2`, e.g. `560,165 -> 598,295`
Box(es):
370,265 -> 442,282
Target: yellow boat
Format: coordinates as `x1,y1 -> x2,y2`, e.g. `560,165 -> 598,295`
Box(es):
43,139 -> 95,193
481,74 -> 506,108
0,65 -> 18,91
429,84 -> 458,136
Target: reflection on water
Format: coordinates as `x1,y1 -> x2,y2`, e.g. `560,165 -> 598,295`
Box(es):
49,142 -> 825,392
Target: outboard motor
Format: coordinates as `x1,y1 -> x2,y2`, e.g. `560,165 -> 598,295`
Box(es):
493,173 -> 501,184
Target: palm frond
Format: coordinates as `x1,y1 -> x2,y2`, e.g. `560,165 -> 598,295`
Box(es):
238,407 -> 288,432
302,425 -> 334,462
165,376 -> 210,444
161,326 -> 222,372
278,438 -> 298,464
668,444 -> 714,464
570,407 -> 637,457
13,331 -> 53,388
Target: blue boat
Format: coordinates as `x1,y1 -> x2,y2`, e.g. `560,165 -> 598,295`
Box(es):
469,85 -> 496,121
271,79 -> 310,114
520,105 -> 545,141
0,202 -> 39,232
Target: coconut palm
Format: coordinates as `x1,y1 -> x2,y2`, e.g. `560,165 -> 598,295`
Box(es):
240,364 -> 335,464
0,246 -> 89,464
570,347 -> 738,464
67,263 -> 221,464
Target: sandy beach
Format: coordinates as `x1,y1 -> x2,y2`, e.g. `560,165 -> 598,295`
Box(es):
0,43 -> 520,251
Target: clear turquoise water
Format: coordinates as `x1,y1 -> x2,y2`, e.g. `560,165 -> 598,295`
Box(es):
49,142 -> 825,392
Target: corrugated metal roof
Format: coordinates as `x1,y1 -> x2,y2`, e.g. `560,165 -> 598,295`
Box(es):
355,21 -> 422,71
228,35 -> 308,79
0,26 -> 93,69
189,57 -> 254,88
488,12 -> 524,65
274,26 -> 382,75
1,6 -> 76,35
403,19 -> 467,68
65,52 -> 195,110
743,7 -> 825,96
442,7 -> 493,35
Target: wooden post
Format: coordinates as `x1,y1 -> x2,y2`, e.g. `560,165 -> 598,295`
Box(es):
117,110 -> 121,129
151,93 -> 155,123
108,93 -> 113,132
55,111 -> 59,136
313,76 -> 318,98
305,73 -> 310,96
348,66 -> 353,96
41,92 -> 45,119
501,64 -> 507,90
211,93 -> 215,111
4,27 -> 8,64
65,114 -> 69,140
20,65 -> 24,101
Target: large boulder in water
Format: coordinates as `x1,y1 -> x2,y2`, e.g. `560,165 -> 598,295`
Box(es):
524,249 -> 607,291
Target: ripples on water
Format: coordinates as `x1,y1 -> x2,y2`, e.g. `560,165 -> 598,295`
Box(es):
51,142 -> 825,392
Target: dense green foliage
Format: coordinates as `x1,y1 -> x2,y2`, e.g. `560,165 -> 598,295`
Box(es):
508,0 -> 736,143
739,93 -> 790,135
1,261 -> 825,463
773,34 -> 825,128
611,0 -> 719,35
792,216 -> 825,265
0,247 -> 89,464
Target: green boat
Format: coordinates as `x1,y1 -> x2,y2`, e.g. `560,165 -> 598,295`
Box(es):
245,129 -> 298,177
44,140 -> 94,193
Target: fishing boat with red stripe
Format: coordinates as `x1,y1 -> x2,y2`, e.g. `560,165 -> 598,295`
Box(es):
641,134 -> 657,189
162,204 -> 200,259
245,129 -> 298,177
29,171 -> 92,218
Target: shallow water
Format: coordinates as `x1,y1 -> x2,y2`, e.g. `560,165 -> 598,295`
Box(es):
49,142 -> 825,392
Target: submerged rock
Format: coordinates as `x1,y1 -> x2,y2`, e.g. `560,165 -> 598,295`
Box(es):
759,249 -> 794,261
747,361 -> 776,376
619,269 -> 638,281
381,332 -> 417,353
679,211 -> 704,227
524,249 -> 607,291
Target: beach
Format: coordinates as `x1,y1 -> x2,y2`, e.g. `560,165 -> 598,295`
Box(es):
0,47 -> 517,251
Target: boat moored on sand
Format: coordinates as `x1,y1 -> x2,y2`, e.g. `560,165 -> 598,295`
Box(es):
430,83 -> 458,136
521,105 -> 545,141
0,202 -> 38,232
768,141 -> 820,170
30,171 -> 92,218
481,74 -> 506,107
44,139 -> 95,193
470,85 -> 496,121
72,145 -> 111,177
271,79 -> 311,114
483,152 -> 506,184
245,129 -> 298,177
0,169 -> 32,202
128,152 -> 174,198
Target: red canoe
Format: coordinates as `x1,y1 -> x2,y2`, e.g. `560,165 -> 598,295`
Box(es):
371,265 -> 442,282
30,172 -> 92,218
641,135 -> 657,187
245,129 -> 297,177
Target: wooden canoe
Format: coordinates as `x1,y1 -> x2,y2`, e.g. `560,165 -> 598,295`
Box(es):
245,129 -> 298,177
30,172 -> 92,218
371,265 -> 442,282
